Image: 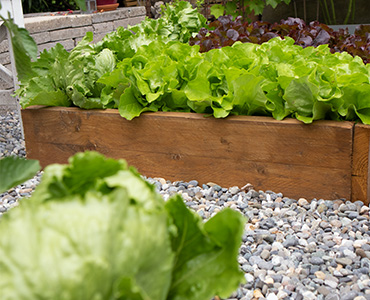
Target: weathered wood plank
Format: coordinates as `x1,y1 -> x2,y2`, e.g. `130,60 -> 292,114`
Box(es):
352,124 -> 370,205
22,106 -> 355,200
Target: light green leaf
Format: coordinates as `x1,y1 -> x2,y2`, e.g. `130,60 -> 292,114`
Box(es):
165,195 -> 245,300
210,4 -> 225,19
0,156 -> 40,193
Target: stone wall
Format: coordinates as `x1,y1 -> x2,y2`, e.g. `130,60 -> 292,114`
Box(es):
0,6 -> 146,108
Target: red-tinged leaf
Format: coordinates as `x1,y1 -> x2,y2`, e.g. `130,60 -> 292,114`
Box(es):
312,29 -> 331,47
190,16 -> 370,63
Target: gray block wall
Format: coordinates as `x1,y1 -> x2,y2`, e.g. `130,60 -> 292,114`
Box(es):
0,6 -> 146,109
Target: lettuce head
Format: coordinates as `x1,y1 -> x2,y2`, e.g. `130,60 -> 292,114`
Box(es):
0,151 -> 245,300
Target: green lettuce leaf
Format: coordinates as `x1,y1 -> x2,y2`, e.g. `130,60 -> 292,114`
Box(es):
165,195 -> 245,300
0,156 -> 40,193
0,151 -> 245,300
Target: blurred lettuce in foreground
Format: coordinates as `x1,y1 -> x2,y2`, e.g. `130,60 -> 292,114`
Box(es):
0,151 -> 245,300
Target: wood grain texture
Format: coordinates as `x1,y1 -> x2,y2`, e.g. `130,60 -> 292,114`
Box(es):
352,124 -> 370,205
22,106 -> 355,200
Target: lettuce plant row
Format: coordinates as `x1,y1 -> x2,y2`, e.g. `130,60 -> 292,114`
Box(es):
190,16 -> 370,64
17,1 -> 370,124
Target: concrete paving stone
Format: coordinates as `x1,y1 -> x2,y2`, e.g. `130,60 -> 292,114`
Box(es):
113,16 -> 144,29
0,40 -> 9,54
93,22 -> 114,34
127,6 -> 146,17
30,31 -> 51,45
92,9 -> 122,23
37,39 -> 75,53
50,26 -> 93,41
0,52 -> 11,65
25,16 -> 73,33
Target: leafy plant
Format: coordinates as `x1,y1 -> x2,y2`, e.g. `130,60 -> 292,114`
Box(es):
210,0 -> 291,22
15,1 -> 205,108
98,0 -> 207,60
21,0 -> 87,14
97,38 -> 370,124
0,156 -> 40,193
0,151 -> 245,300
0,7 -> 38,81
189,16 -> 370,64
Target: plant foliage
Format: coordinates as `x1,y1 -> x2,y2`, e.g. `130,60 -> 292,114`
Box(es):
11,1 -> 370,124
21,0 -> 86,14
210,0 -> 291,22
190,16 -> 370,64
0,151 -> 245,300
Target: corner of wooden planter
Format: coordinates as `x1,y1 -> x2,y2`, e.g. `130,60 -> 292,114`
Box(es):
352,123 -> 370,205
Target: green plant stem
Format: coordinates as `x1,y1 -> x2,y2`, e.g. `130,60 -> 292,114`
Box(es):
320,0 -> 332,25
352,0 -> 356,23
330,0 -> 336,24
343,0 -> 353,25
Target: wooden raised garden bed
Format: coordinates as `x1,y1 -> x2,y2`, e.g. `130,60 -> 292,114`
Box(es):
21,106 -> 370,204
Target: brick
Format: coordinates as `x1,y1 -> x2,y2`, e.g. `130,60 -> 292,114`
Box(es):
0,40 -> 9,54
113,15 -> 145,29
0,77 -> 14,90
93,22 -> 114,34
31,31 -> 51,45
113,19 -> 131,29
92,10 -> 121,23
49,26 -> 93,42
127,6 -> 146,17
24,14 -> 92,34
25,16 -> 73,33
0,52 -> 11,65
127,16 -> 146,26
38,39 -> 75,53
0,90 -> 18,110
92,33 -> 108,43
69,14 -> 93,27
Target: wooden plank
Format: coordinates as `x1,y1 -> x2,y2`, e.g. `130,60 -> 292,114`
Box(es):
124,0 -> 138,7
352,123 -> 370,205
22,107 -> 355,200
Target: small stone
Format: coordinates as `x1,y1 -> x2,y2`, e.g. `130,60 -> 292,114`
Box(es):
266,293 -> 278,300
188,180 -> 198,187
229,186 -> 240,195
354,240 -> 368,248
283,235 -> 298,247
261,249 -> 270,260
325,279 -> 338,289
360,206 -> 370,214
347,211 -> 359,219
310,257 -> 324,265
317,203 -> 328,213
341,291 -> 359,300
244,273 -> 254,283
302,290 -> 316,300
325,294 -> 341,300
317,286 -> 330,296
336,257 -> 353,266
298,198 -> 309,206
253,289 -> 264,299
315,271 -> 326,280
330,219 -> 342,228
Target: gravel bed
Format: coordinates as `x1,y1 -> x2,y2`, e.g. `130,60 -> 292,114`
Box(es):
1,109 -> 370,300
